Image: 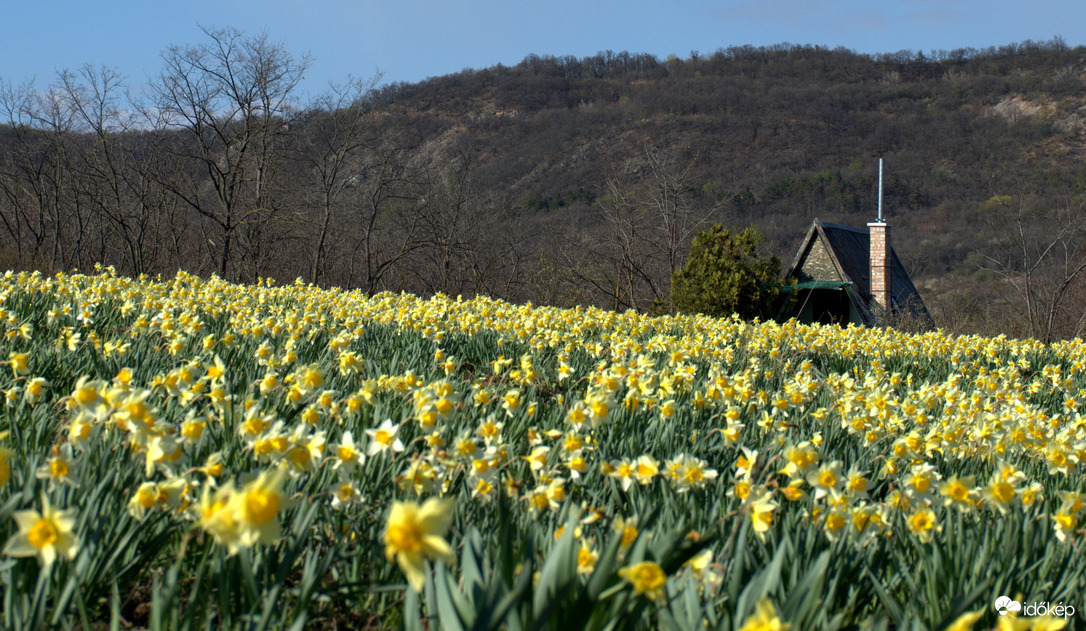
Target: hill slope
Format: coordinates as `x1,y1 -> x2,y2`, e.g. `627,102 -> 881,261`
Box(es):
362,41 -> 1086,328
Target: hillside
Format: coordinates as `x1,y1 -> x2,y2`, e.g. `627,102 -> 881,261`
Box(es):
373,42 -> 1084,256
1,36 -> 1085,337
358,40 -> 1086,332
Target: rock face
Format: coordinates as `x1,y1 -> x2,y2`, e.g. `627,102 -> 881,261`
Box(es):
987,96 -> 1053,123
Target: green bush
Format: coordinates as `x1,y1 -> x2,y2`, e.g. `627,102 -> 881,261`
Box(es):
671,224 -> 783,320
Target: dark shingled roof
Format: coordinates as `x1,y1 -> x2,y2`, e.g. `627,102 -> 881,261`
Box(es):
786,219 -> 933,327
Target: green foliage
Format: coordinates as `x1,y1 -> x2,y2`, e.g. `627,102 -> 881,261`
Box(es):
516,189 -> 597,213
414,506 -> 716,631
670,225 -> 782,320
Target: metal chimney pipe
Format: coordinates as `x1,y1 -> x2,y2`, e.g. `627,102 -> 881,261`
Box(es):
877,158 -> 883,222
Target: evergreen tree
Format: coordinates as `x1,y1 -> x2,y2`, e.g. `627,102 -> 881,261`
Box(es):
671,224 -> 783,320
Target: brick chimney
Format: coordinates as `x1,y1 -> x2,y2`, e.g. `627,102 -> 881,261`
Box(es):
867,158 -> 891,316
867,220 -> 891,315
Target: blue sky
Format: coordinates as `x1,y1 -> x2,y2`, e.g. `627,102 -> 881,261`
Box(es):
2,1 -> 1082,100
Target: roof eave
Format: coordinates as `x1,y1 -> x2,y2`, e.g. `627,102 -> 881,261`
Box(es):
785,220 -> 821,278
813,220 -> 855,285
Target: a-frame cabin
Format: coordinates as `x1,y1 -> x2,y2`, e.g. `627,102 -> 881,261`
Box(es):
779,219 -> 933,328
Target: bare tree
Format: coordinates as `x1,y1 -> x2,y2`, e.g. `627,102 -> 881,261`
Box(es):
342,146 -> 426,293
560,146 -> 722,311
413,143 -> 484,295
55,65 -> 176,276
406,135 -> 533,299
148,25 -> 309,279
469,192 -> 534,301
297,75 -> 381,284
643,149 -> 720,278
0,79 -> 80,269
0,79 -> 42,258
563,174 -> 661,310
982,192 -> 1086,342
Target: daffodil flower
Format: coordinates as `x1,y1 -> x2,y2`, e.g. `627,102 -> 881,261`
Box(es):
618,560 -> 667,604
4,495 -> 79,568
383,497 -> 455,592
366,419 -> 404,456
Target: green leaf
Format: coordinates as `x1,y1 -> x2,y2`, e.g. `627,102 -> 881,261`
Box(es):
434,564 -> 469,631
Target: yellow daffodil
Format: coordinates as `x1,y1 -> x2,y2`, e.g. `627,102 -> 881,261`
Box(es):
383,497 -> 455,591
0,446 -> 14,487
906,507 -> 939,543
232,466 -> 292,548
943,609 -> 983,631
4,495 -> 79,568
366,419 -> 405,456
738,598 -> 791,631
617,560 -> 667,604
9,352 -> 29,376
749,492 -> 778,542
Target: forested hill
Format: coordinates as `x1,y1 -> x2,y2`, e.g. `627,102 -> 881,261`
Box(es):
2,36 -> 1084,336
373,40 -> 1085,259
361,39 -> 1086,330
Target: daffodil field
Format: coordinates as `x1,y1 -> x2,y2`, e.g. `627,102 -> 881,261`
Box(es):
0,268 -> 1083,630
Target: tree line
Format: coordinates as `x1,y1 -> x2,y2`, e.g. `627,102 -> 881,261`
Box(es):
0,26 -> 740,313
0,27 -> 535,298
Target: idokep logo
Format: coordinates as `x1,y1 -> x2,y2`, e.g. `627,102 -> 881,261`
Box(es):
994,595 -> 1076,620
994,596 -> 1021,617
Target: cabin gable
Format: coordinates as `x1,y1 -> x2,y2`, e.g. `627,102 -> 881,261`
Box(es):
796,238 -> 842,283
